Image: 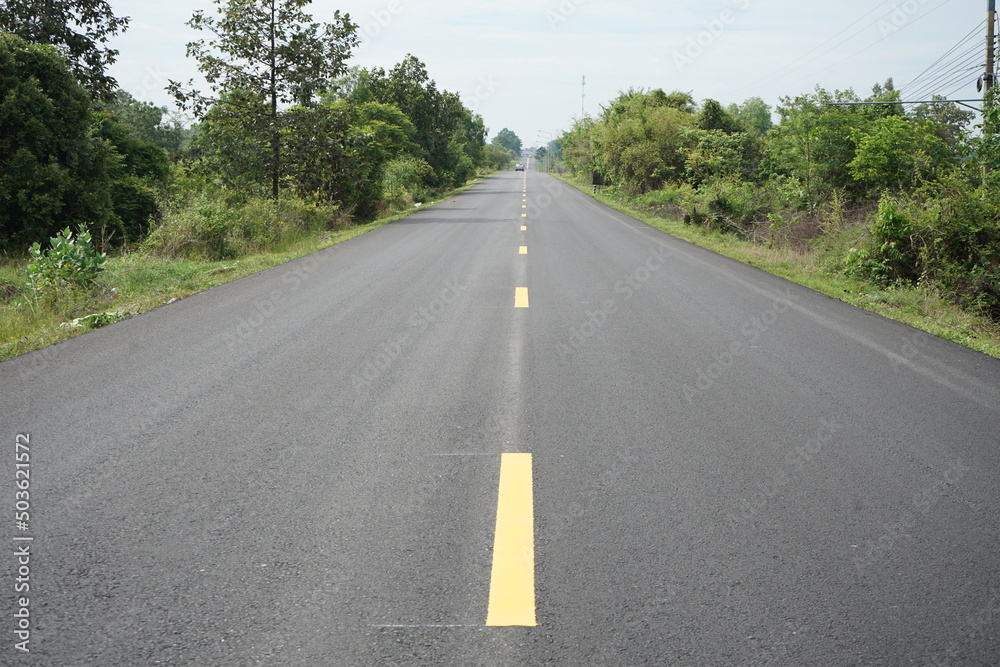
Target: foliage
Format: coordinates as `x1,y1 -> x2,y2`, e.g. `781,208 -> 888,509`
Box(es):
492,128 -> 522,156
142,190 -> 341,260
848,116 -> 946,192
595,89 -> 696,192
26,226 -> 106,295
350,56 -> 486,188
60,309 -> 133,330
101,90 -> 187,157
93,111 -> 171,243
727,97 -> 773,135
482,144 -> 515,171
0,34 -> 115,250
845,195 -> 919,284
0,0 -> 129,100
169,0 -> 359,198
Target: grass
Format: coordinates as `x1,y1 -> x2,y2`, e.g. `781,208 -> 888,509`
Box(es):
557,175 -> 1000,359
0,177 -> 487,363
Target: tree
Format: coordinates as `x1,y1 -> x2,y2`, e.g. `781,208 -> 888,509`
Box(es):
0,0 -> 129,100
102,91 -> 187,158
169,0 -> 359,198
0,34 -> 114,250
728,97 -> 773,135
848,116 -> 946,192
492,128 -> 522,156
349,56 -> 485,188
912,96 -> 975,155
697,99 -> 742,134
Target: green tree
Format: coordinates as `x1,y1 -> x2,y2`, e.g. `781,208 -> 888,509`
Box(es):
0,34 -> 113,250
697,99 -> 742,134
596,89 -> 696,192
727,97 -> 773,135
848,116 -> 946,192
169,0 -> 358,198
93,112 -> 170,242
483,144 -> 514,170
0,0 -> 129,100
912,96 -> 975,155
492,128 -> 522,156
350,56 -> 485,188
767,86 -> 872,205
102,91 -> 187,158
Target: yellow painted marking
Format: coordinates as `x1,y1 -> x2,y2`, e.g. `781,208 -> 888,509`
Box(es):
514,287 -> 529,308
522,205 -> 527,209
486,453 -> 536,627
519,246 -> 528,255
521,214 -> 527,218
521,225 -> 527,231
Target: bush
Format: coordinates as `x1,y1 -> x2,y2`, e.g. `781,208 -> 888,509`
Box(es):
845,195 -> 919,284
26,226 -> 106,296
142,192 -> 343,260
918,183 -> 1000,318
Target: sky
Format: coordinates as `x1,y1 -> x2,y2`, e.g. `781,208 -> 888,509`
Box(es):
106,0 -> 988,147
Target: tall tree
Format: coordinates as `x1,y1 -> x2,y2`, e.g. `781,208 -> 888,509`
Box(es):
0,0 -> 129,100
491,128 -> 522,156
169,0 -> 358,199
0,34 -> 114,249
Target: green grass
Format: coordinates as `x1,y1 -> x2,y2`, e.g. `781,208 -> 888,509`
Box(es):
557,175 -> 1000,359
0,178 -> 487,362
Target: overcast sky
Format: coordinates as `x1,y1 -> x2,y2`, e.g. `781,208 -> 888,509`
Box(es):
106,0 -> 986,146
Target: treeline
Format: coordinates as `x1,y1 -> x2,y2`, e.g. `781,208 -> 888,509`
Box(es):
558,83 -> 1000,320
0,0 -> 497,260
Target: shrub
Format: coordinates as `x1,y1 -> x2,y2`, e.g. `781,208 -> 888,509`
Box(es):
142,192 -> 342,260
26,226 -> 106,296
845,195 -> 920,284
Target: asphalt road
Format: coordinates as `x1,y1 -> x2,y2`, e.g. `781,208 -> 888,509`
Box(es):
2,165 -> 1000,665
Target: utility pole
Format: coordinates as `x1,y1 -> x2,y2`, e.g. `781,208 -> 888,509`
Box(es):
987,0 -> 996,98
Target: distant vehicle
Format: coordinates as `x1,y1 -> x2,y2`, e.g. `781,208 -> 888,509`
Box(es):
515,163 -> 525,171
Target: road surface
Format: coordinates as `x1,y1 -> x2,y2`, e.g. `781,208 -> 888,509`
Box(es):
2,167 -> 999,665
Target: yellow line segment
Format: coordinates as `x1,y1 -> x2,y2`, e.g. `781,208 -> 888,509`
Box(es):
519,246 -> 528,255
486,453 -> 536,627
521,225 -> 527,231
514,287 -> 529,308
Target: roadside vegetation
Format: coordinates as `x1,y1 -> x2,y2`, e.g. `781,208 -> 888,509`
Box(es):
0,0 -> 525,362
545,84 -> 1000,357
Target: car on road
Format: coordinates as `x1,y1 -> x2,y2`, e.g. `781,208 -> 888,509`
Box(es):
515,163 -> 525,171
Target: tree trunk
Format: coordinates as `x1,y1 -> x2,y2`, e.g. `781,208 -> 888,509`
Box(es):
269,0 -> 279,200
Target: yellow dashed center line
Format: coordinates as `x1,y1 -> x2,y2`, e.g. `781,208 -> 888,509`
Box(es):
486,453 -> 536,627
521,225 -> 527,231
514,287 -> 529,308
519,246 -> 528,255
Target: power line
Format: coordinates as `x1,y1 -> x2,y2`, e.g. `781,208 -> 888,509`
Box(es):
730,0 -> 896,96
783,0 -> 957,93
908,48 -> 986,99
901,20 -> 985,91
906,40 -> 984,94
